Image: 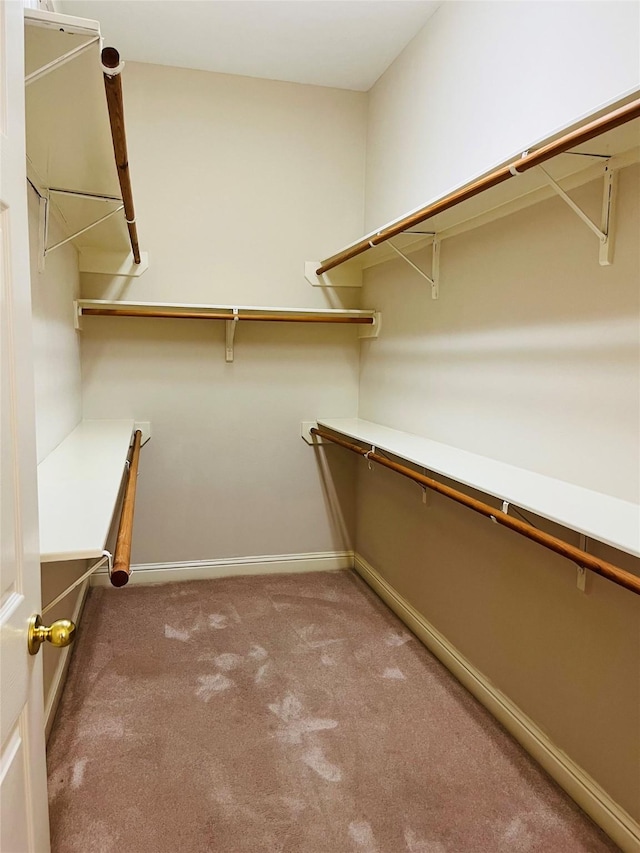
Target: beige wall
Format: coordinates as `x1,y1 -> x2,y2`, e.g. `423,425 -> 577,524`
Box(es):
356,0 -> 640,821
356,171 -> 640,815
81,63 -> 366,564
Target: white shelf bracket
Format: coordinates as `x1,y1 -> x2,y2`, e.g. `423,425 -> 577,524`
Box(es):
45,205 -> 124,257
388,237 -> 440,299
599,166 -> 618,266
73,300 -> 83,331
42,550 -> 111,617
537,165 -> 616,265
358,311 -> 382,339
577,534 -> 589,594
225,309 -> 239,363
25,34 -> 101,87
38,194 -> 49,274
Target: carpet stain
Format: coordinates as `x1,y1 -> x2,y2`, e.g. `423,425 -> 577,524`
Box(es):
382,666 -> 406,680
269,692 -> 339,744
195,673 -> 233,701
349,820 -> 379,850
302,745 -> 342,782
404,827 -> 444,852
385,632 -> 412,647
254,662 -> 271,684
248,644 -> 268,660
214,652 -> 243,671
71,758 -> 88,789
164,624 -> 190,642
208,613 -> 229,629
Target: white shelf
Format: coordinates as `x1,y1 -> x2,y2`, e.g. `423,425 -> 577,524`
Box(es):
76,299 -> 378,320
317,93 -> 640,274
317,418 -> 640,559
38,420 -> 134,563
24,9 -> 139,263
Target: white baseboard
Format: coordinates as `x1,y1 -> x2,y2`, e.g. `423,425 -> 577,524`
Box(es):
90,550 -> 355,587
44,577 -> 91,742
354,554 -> 640,853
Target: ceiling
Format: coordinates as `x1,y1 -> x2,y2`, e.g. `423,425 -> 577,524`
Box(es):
55,1 -> 441,91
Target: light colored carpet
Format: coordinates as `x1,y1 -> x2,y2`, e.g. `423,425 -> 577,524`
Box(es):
47,570 -> 619,852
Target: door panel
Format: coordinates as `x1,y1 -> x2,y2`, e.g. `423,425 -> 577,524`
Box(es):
0,1 -> 51,850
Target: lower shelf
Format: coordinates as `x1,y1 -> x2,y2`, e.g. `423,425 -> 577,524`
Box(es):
38,419 -> 134,562
316,418 -> 639,559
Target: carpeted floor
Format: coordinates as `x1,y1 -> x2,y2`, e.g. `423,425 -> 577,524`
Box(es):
47,570 -> 619,852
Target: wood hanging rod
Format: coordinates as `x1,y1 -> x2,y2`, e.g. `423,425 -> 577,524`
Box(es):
316,97 -> 640,275
110,429 -> 142,588
81,307 -> 374,325
101,47 -> 141,264
311,427 -> 640,597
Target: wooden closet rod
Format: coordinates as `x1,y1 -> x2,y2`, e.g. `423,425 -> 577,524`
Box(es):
311,427 -> 640,597
101,47 -> 141,264
110,429 -> 142,588
316,97 -> 640,275
81,307 -> 374,325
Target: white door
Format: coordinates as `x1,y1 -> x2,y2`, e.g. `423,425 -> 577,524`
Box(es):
0,1 -> 51,851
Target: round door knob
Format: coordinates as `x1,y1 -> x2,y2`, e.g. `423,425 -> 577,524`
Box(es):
28,614 -> 76,656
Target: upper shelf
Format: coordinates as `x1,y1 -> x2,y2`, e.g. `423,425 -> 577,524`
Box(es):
24,9 -> 144,272
315,93 -> 640,276
38,420 -> 134,563
317,418 -> 640,560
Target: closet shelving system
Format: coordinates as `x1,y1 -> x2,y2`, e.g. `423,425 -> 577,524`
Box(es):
310,93 -> 640,597
74,300 -> 381,362
38,422 -> 142,607
26,8 -> 145,588
308,93 -> 640,292
24,8 -> 146,277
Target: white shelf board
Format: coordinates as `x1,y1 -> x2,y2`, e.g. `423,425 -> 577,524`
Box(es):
317,418 -> 640,559
38,420 -> 134,562
24,9 -> 131,257
76,299 -> 376,319
321,97 -> 640,273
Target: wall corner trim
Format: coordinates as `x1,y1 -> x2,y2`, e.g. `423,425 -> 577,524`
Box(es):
90,550 -> 355,587
353,553 -> 640,853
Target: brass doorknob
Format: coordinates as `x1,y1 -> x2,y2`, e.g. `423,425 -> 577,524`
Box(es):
28,614 -> 76,656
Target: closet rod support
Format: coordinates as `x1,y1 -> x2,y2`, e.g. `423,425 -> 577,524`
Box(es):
49,188 -> 123,204
225,310 -> 239,363
25,35 -> 101,86
388,238 -> 440,299
42,551 -> 112,617
38,195 -> 48,274
537,165 -> 616,264
45,205 -> 124,256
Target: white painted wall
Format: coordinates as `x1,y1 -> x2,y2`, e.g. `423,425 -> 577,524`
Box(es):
28,189 -> 82,462
81,63 -> 366,563
365,0 -> 640,229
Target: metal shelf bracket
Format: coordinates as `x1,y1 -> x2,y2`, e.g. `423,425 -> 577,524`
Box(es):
537,165 -> 618,266
388,237 -> 440,299
225,309 -> 239,363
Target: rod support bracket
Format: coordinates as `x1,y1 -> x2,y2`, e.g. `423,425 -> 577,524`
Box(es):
388,238 -> 440,299
225,309 -> 239,363
537,164 -> 617,264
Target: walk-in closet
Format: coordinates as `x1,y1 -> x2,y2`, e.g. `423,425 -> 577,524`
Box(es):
1,1 -> 639,851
